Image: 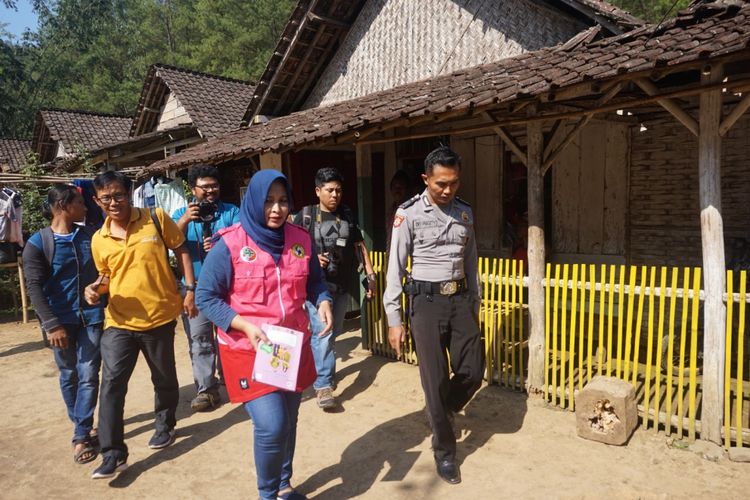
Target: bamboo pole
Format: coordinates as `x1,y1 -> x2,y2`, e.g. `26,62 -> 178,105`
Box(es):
698,64 -> 727,445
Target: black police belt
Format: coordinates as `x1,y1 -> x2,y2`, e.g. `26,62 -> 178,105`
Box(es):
403,278 -> 468,296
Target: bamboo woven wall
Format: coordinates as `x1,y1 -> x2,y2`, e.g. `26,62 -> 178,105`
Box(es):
629,110 -> 750,268
303,0 -> 586,109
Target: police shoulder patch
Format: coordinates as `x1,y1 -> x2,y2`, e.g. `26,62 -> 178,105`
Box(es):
393,214 -> 405,228
455,196 -> 471,207
399,194 -> 420,210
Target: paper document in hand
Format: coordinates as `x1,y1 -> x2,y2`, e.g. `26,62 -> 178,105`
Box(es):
252,324 -> 303,390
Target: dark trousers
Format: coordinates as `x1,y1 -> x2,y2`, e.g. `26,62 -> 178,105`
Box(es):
98,321 -> 179,459
410,292 -> 484,461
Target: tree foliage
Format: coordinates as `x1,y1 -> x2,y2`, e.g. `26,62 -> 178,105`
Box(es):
1,0 -> 295,138
609,0 -> 692,24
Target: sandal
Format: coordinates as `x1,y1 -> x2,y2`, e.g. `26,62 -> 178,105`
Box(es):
73,438 -> 98,465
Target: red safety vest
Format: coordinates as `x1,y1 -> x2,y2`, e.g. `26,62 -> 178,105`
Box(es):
216,223 -> 316,403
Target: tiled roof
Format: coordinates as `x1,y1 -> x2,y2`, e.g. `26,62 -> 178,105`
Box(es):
0,139 -> 32,172
245,0 -> 643,120
149,0 -> 750,173
131,64 -> 255,138
36,109 -> 132,155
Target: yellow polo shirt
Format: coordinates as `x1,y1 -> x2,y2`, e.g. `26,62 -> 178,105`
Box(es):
92,207 -> 185,331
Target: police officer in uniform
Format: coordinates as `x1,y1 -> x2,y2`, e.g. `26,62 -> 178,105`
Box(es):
383,146 -> 484,485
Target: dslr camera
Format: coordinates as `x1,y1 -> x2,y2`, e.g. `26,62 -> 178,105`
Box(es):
324,248 -> 343,277
197,200 -> 217,222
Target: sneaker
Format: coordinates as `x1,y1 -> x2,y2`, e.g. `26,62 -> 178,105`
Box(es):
148,428 -> 175,449
277,488 -> 307,500
191,391 -> 220,412
91,456 -> 128,479
315,388 -> 336,409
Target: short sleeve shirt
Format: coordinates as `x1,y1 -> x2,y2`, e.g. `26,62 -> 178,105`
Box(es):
92,207 -> 185,331
171,201 -> 240,279
293,205 -> 363,293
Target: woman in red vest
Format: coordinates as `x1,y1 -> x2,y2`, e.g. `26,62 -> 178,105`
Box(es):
196,170 -> 333,500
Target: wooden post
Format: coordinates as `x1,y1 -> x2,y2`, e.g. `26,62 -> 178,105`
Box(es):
698,64 -> 726,445
356,143 -> 374,345
526,105 -> 546,393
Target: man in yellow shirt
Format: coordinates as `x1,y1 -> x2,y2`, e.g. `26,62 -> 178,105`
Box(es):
84,171 -> 197,479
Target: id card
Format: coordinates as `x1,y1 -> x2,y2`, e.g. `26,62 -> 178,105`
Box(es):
336,237 -> 347,247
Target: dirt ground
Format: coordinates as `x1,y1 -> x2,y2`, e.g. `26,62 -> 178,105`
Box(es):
1,317 -> 749,499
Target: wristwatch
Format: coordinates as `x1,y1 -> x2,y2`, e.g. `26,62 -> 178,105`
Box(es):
367,273 -> 377,282
184,283 -> 197,292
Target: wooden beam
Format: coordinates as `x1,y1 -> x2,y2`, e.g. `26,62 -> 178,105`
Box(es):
494,125 -> 528,167
542,114 -> 592,173
253,0 -> 320,116
635,77 -> 699,136
307,11 -> 350,29
719,91 -> 750,136
698,64 -> 726,445
543,119 -> 563,159
526,103 -> 545,394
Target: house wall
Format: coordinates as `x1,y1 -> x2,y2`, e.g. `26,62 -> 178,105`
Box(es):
628,111 -> 750,268
452,133 -> 503,254
157,92 -> 191,131
303,0 -> 586,108
552,121 -> 629,263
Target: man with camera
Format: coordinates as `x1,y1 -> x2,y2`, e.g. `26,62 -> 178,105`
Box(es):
172,165 -> 240,411
294,167 -> 376,410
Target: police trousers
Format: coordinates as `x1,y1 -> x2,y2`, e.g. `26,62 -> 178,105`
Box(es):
410,291 -> 484,460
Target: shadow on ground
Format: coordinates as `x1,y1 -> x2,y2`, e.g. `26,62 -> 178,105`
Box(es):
109,404 -> 246,488
298,385 -> 527,498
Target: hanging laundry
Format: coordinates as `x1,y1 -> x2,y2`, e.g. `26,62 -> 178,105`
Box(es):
0,187 -> 23,246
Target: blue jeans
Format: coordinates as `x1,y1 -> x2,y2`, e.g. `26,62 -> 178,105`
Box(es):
52,323 -> 102,443
244,391 -> 302,500
306,292 -> 349,391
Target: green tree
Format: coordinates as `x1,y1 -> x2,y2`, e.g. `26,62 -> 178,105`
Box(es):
609,0 -> 692,24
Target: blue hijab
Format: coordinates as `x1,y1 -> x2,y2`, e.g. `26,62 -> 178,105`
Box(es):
240,170 -> 294,262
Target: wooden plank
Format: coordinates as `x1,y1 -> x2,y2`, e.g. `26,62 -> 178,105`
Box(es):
578,124 -> 606,254
720,92 -> 750,136
602,122 -> 628,255
494,126 -> 527,167
450,135 -> 476,206
698,65 -> 727,445
472,136 -> 501,252
526,106 -> 546,393
552,128 -> 580,254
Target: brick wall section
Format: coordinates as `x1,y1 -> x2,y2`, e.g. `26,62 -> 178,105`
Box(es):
629,110 -> 750,268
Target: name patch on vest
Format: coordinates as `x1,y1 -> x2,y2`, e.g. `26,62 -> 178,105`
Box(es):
292,243 -> 305,258
240,247 -> 256,262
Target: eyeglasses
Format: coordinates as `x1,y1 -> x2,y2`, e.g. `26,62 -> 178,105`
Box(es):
96,193 -> 128,204
195,183 -> 220,192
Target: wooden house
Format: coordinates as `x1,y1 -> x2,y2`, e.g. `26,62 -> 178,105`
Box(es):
31,109 -> 131,170
144,0 -> 750,445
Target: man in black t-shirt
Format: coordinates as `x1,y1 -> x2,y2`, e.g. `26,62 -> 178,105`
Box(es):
293,167 -> 376,410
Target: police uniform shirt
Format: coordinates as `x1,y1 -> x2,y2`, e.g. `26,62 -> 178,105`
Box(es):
383,190 -> 479,328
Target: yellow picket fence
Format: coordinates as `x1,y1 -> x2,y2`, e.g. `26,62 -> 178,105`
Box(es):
545,264 -> 750,446
366,254 -> 750,446
724,270 -> 750,448
365,252 -> 528,390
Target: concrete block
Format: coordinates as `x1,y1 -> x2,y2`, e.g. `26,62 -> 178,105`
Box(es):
728,447 -> 750,463
575,376 -> 637,446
